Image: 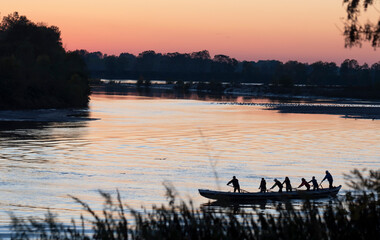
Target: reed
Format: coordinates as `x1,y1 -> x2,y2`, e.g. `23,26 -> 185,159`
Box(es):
10,169 -> 380,240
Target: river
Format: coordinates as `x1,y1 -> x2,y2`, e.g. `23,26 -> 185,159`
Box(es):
0,92 -> 379,234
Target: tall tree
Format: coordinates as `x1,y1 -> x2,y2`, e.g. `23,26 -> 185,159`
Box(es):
0,12 -> 90,109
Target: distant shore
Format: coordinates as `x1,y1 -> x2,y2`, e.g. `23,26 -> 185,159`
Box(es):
217,102 -> 380,120
91,82 -> 380,120
92,79 -> 380,100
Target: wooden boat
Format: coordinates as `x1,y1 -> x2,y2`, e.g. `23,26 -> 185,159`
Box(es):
198,185 -> 342,201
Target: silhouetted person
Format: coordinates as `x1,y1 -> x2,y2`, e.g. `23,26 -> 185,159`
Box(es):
282,177 -> 292,192
308,176 -> 319,191
259,178 -> 267,193
321,170 -> 334,189
227,176 -> 240,193
270,178 -> 283,193
298,178 -> 310,191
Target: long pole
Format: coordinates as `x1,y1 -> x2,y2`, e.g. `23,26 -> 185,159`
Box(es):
227,184 -> 250,193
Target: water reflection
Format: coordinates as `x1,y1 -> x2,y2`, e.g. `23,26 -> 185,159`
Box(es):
201,197 -> 340,215
93,86 -> 380,105
94,85 -> 325,103
0,92 -> 379,229
94,88 -> 242,102
202,200 -> 269,212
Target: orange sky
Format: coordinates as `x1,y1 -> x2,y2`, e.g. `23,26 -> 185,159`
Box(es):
2,0 -> 379,64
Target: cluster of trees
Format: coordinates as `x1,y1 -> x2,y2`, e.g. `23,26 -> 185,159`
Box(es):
1,1 -> 378,110
78,50 -> 380,89
0,12 -> 90,109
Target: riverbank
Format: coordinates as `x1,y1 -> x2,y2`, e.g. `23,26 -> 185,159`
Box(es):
93,80 -> 380,101
0,109 -> 97,122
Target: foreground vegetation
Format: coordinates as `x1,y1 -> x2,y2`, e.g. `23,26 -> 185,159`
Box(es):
10,169 -> 380,239
0,12 -> 90,109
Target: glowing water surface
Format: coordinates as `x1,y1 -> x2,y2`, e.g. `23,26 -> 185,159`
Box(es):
0,93 -> 379,231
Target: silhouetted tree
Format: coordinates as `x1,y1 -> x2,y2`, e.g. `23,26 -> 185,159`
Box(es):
190,50 -> 211,75
309,61 -> 339,86
210,54 -> 238,82
359,63 -> 371,86
0,12 -> 89,109
371,62 -> 380,88
340,59 -> 360,86
241,61 -> 255,82
190,50 -> 211,60
118,53 -> 135,71
164,52 -> 191,73
282,61 -> 307,85
257,60 -> 282,84
343,0 -> 380,48
104,55 -> 119,78
137,50 -> 162,73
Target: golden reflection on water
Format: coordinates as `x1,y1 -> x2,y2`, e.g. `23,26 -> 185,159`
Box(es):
0,93 -> 379,226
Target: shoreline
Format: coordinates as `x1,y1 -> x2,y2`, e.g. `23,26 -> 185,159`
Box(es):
92,82 -> 380,103
215,102 -> 380,120
0,84 -> 379,122
92,83 -> 380,120
0,109 -> 98,123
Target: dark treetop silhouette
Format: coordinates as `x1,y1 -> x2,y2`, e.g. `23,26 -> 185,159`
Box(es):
0,12 -> 90,109
343,0 -> 380,48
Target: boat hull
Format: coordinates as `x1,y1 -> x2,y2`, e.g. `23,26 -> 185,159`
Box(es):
199,185 -> 341,201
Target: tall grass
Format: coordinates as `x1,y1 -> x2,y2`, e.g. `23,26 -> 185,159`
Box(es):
10,169 -> 380,240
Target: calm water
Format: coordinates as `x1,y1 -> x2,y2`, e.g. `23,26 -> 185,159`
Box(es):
0,93 -> 380,230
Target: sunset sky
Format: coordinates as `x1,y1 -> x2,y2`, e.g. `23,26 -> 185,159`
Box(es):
2,0 -> 379,64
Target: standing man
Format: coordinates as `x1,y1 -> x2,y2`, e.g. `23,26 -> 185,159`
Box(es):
259,178 -> 267,193
227,176 -> 240,193
321,170 -> 334,189
282,177 -> 292,192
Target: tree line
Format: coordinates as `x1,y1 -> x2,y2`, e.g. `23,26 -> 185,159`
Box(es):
77,50 -> 380,89
0,12 -> 90,109
1,9 -> 378,110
